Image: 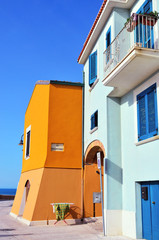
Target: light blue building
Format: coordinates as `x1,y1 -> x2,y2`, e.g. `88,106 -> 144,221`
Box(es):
78,0 -> 159,239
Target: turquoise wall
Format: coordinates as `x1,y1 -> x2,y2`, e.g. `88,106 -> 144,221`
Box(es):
107,97 -> 122,210
121,79 -> 159,212
83,7 -> 129,211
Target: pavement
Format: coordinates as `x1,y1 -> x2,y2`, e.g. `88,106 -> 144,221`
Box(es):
0,200 -> 134,240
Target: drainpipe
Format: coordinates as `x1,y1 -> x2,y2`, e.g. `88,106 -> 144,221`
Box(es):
81,71 -> 85,221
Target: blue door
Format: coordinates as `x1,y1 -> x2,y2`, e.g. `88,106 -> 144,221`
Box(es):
141,182 -> 159,240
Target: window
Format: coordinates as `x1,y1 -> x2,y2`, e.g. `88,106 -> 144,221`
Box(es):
25,126 -> 31,158
91,111 -> 98,130
106,27 -> 111,62
89,51 -> 97,86
136,0 -> 154,48
137,83 -> 158,141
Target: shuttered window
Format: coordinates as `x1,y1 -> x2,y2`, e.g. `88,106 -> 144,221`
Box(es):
89,51 -> 97,86
136,0 -> 154,48
26,131 -> 30,157
137,83 -> 158,141
91,111 -> 98,130
25,125 -> 31,158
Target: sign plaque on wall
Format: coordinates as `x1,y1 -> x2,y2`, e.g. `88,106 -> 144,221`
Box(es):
97,152 -> 101,169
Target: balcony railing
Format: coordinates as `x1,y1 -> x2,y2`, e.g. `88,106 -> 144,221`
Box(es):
103,13 -> 159,78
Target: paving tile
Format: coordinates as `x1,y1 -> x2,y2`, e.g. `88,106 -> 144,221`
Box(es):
0,201 -> 135,240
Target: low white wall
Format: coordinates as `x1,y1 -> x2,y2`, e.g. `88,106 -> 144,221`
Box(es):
122,210 -> 136,239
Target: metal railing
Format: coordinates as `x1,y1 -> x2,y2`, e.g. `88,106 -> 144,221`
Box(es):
103,13 -> 159,77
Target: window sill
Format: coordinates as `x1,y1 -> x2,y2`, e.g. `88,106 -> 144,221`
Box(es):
90,127 -> 98,134
89,78 -> 99,92
135,135 -> 159,146
25,156 -> 30,160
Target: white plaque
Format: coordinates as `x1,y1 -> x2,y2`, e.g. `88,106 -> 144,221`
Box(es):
97,152 -> 101,169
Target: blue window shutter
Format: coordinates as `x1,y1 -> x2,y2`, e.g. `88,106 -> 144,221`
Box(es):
91,52 -> 96,79
137,83 -> 158,141
106,30 -> 111,48
106,27 -> 111,63
91,114 -> 94,130
95,111 -> 98,127
90,111 -> 98,130
143,0 -> 151,13
89,51 -> 97,86
147,87 -> 158,135
136,0 -> 154,48
138,95 -> 147,139
147,89 -> 155,133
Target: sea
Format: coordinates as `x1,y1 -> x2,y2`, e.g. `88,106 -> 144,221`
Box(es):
0,188 -> 17,196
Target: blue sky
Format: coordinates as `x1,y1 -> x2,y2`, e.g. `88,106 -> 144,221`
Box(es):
0,0 -> 103,188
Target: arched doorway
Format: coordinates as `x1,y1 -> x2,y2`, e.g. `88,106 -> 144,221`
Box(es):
19,180 -> 31,216
25,180 -> 30,201
84,140 -> 105,218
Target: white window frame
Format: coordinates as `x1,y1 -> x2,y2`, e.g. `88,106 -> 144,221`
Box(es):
133,72 -> 159,145
25,125 -> 31,160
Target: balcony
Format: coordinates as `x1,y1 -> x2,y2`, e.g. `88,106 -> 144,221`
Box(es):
103,13 -> 159,97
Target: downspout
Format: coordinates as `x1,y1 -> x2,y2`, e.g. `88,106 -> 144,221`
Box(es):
81,71 -> 85,220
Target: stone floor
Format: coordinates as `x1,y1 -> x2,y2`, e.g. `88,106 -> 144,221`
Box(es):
0,200 -> 135,240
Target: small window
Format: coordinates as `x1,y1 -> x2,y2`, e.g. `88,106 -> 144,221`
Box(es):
91,111 -> 98,130
106,27 -> 111,62
137,83 -> 158,141
89,51 -> 97,86
25,126 -> 31,158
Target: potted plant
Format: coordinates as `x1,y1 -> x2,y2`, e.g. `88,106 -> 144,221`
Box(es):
141,11 -> 158,26
125,11 -> 158,32
125,14 -> 138,32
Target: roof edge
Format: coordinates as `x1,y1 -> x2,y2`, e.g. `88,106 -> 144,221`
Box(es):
78,0 -> 107,63
36,80 -> 84,87
50,80 -> 84,87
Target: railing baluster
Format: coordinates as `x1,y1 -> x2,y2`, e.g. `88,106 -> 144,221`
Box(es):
138,15 -> 140,45
150,16 -> 152,48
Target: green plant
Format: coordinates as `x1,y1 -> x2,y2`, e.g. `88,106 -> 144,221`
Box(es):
142,11 -> 159,17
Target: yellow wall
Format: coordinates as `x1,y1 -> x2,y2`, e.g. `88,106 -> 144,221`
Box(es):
11,168 -> 44,221
22,83 -> 82,172
45,84 -> 83,169
22,84 -> 50,172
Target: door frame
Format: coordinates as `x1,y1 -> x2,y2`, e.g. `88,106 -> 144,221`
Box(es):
136,181 -> 159,239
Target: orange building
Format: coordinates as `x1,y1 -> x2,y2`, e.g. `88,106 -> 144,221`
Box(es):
10,80 -> 83,225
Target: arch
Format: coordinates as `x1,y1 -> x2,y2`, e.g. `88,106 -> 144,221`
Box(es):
84,140 -> 106,163
25,180 -> 30,201
83,140 -> 105,218
25,179 -> 30,187
18,179 -> 31,216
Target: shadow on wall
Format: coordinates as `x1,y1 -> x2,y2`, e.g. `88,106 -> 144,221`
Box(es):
105,158 -> 123,184
68,205 -> 81,220
48,205 -> 82,222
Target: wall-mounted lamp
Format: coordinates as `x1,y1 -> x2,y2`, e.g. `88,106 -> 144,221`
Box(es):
18,134 -> 24,146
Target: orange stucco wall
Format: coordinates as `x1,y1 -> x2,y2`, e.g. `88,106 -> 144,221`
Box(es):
32,168 -> 82,221
12,82 -> 83,223
11,167 -> 82,221
45,84 -> 83,169
22,84 -> 50,172
84,163 -> 104,218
